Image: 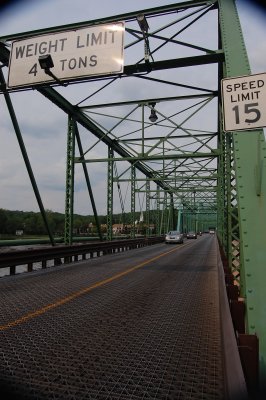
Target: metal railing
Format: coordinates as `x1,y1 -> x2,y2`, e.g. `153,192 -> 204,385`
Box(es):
0,237 -> 164,276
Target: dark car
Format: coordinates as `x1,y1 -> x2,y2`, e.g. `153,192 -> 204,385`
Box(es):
186,231 -> 197,239
165,231 -> 184,244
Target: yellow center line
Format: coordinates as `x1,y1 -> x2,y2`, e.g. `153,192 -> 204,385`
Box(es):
0,243 -> 185,331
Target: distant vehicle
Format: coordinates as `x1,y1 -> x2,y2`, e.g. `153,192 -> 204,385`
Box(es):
165,231 -> 184,244
209,227 -> 216,234
186,231 -> 197,239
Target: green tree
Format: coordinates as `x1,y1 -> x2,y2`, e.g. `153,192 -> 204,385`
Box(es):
0,208 -> 8,233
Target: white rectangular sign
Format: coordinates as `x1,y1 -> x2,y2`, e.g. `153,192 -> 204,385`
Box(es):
8,22 -> 125,88
221,72 -> 266,132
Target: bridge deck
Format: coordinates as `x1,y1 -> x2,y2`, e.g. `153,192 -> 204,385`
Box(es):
0,236 -> 242,399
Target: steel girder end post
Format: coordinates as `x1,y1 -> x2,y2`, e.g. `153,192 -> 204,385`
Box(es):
237,334 -> 260,398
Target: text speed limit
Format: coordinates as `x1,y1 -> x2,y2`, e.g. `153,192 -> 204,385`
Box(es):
221,72 -> 266,132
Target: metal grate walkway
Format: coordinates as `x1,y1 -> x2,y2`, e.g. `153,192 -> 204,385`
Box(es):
0,237 -> 240,399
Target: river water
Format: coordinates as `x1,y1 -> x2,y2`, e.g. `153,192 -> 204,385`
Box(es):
0,244 -> 55,278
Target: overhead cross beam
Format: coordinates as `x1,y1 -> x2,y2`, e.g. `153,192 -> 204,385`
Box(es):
0,0 -> 218,42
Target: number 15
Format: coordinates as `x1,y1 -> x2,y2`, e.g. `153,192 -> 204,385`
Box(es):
232,103 -> 261,125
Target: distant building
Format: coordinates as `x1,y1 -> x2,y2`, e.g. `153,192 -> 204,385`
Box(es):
112,224 -> 125,234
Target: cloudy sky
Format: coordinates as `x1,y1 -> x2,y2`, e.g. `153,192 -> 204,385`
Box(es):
0,0 -> 265,216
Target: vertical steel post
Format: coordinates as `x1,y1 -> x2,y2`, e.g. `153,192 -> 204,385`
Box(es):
182,201 -> 186,234
177,208 -> 182,232
170,193 -> 175,231
64,115 -> 75,245
193,190 -> 196,232
219,0 -> 266,380
146,180 -> 150,236
106,146 -> 114,241
130,165 -> 136,239
217,41 -> 228,252
156,185 -> 160,236
141,104 -> 145,156
160,191 -> 167,234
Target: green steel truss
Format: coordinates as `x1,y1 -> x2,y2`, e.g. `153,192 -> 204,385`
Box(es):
0,0 -> 265,381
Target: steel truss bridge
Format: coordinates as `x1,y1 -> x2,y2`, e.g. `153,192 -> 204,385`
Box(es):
0,0 -> 265,396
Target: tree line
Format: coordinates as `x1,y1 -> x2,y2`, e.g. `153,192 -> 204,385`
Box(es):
0,208 -> 148,236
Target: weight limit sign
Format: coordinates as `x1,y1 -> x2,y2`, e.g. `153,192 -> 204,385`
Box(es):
221,72 -> 266,132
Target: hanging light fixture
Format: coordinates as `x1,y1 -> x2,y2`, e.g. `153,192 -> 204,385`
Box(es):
137,14 -> 149,33
149,103 -> 158,123
38,54 -> 54,71
38,54 -> 67,86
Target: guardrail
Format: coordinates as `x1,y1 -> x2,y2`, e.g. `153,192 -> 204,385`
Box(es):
0,237 -> 164,276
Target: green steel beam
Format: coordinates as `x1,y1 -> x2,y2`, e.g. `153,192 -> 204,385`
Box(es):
130,166 -> 136,239
124,52 -> 223,77
156,185 -> 160,236
75,152 -> 219,163
137,188 -> 217,193
161,192 -> 168,234
0,0 -> 217,42
0,55 -> 224,92
146,181 -> 150,236
219,0 -> 266,381
169,193 -> 175,231
114,176 -> 217,182
177,209 -> 182,232
64,116 -> 75,245
119,133 -> 217,143
106,147 -> 114,241
216,48 -> 227,254
81,93 -> 217,110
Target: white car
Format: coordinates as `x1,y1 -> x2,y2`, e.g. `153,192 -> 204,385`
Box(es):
165,231 -> 184,244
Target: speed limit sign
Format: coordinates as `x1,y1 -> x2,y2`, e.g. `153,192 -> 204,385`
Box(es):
221,72 -> 266,132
